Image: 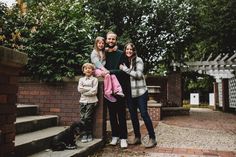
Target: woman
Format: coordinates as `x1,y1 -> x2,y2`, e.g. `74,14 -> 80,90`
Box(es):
119,43 -> 157,148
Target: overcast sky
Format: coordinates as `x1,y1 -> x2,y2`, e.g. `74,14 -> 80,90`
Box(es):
0,0 -> 16,7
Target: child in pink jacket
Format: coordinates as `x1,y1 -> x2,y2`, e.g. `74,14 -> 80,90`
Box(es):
90,36 -> 124,102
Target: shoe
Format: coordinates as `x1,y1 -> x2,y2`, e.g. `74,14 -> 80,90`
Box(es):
115,91 -> 125,97
128,137 -> 141,145
87,134 -> 93,142
120,139 -> 128,148
104,94 -> 117,102
144,138 -> 157,148
81,135 -> 88,143
109,137 -> 119,145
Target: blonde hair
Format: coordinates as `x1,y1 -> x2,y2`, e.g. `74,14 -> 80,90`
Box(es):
93,36 -> 105,60
82,63 -> 95,72
106,31 -> 117,39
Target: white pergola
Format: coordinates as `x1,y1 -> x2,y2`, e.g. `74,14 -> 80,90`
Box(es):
178,53 -> 236,82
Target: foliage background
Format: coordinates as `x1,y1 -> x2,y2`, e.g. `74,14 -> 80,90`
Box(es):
0,0 -> 235,99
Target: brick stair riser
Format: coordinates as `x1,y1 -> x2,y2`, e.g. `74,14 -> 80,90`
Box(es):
17,106 -> 38,117
16,117 -> 58,135
15,136 -> 53,157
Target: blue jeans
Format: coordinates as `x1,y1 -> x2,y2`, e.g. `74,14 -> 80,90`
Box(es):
106,96 -> 128,139
127,91 -> 156,139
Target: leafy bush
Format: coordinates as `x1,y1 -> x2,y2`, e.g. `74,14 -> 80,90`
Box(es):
1,0 -> 95,82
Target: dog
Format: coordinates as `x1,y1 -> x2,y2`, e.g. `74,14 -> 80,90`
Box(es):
51,121 -> 84,151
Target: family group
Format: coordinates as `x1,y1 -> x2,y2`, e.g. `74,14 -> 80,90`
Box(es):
77,31 -> 157,149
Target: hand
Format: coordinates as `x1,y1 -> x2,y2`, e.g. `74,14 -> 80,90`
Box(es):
119,64 -> 124,70
112,45 -> 118,51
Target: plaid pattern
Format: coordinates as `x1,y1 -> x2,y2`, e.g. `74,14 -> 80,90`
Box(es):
122,56 -> 147,98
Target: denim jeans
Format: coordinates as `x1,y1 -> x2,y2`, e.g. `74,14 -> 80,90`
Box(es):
127,91 -> 156,139
106,96 -> 128,139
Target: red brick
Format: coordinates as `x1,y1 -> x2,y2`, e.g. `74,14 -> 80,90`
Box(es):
50,108 -> 60,113
0,115 -> 6,125
5,132 -> 15,143
7,114 -> 16,123
30,91 -> 39,95
0,85 -> 18,94
0,142 -> 14,156
9,76 -> 18,84
0,124 -> 15,133
7,94 -> 17,104
0,105 -> 16,114
0,75 -> 8,83
0,95 -> 7,103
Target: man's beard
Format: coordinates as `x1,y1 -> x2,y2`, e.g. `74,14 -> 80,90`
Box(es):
107,44 -> 116,48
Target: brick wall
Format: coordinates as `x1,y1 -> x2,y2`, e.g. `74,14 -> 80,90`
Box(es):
167,72 -> 183,107
17,77 -> 106,139
146,76 -> 167,104
0,46 -> 27,157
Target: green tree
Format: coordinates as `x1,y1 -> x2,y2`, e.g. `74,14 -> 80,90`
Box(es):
1,0 -> 96,82
186,0 -> 236,60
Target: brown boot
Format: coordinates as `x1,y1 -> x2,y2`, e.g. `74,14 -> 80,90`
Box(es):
144,138 -> 157,148
128,137 -> 141,145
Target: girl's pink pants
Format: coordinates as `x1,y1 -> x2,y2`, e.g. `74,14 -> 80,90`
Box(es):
94,69 -> 123,95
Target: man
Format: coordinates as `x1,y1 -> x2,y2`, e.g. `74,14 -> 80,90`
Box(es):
105,31 -> 128,148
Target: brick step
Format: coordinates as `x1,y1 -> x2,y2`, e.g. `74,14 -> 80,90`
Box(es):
15,115 -> 59,134
15,126 -> 67,157
162,107 -> 190,117
17,104 -> 39,117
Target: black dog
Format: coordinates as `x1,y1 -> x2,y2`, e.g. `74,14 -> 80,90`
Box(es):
51,121 -> 84,151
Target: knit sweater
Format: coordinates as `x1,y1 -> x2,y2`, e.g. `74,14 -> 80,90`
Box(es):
77,76 -> 98,103
121,56 -> 147,98
90,50 -> 106,70
105,49 -> 130,96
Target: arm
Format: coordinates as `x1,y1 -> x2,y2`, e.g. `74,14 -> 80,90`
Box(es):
120,57 -> 144,79
77,78 -> 90,93
91,50 -> 106,70
83,78 -> 98,96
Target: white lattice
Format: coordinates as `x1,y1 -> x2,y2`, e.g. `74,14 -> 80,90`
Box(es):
218,83 -> 223,107
229,77 -> 236,108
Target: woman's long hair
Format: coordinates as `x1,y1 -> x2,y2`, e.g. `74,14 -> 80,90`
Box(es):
123,42 -> 137,70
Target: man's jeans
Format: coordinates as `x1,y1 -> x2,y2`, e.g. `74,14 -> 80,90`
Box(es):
127,91 -> 156,139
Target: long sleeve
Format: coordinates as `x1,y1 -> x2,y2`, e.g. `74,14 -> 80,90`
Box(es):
78,76 -> 98,103
83,78 -> 98,96
91,50 -> 105,69
122,57 -> 144,79
78,79 -> 90,93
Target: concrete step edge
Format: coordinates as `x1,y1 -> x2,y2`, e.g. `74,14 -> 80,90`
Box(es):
15,126 -> 67,146
15,115 -> 58,124
15,115 -> 59,134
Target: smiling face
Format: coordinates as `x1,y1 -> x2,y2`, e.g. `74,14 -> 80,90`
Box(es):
106,33 -> 117,48
83,65 -> 94,77
125,44 -> 135,58
97,40 -> 105,50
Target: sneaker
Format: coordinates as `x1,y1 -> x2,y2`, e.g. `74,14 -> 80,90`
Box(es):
81,135 -> 88,143
128,137 -> 141,145
144,138 -> 157,148
104,94 -> 117,102
115,91 -> 125,97
87,134 -> 93,142
109,137 -> 119,145
120,139 -> 128,148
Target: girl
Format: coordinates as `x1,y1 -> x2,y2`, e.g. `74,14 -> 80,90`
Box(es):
119,43 -> 157,148
90,36 -> 124,102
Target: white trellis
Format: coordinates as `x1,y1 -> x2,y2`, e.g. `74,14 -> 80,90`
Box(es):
179,53 -> 236,81
175,53 -> 236,108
